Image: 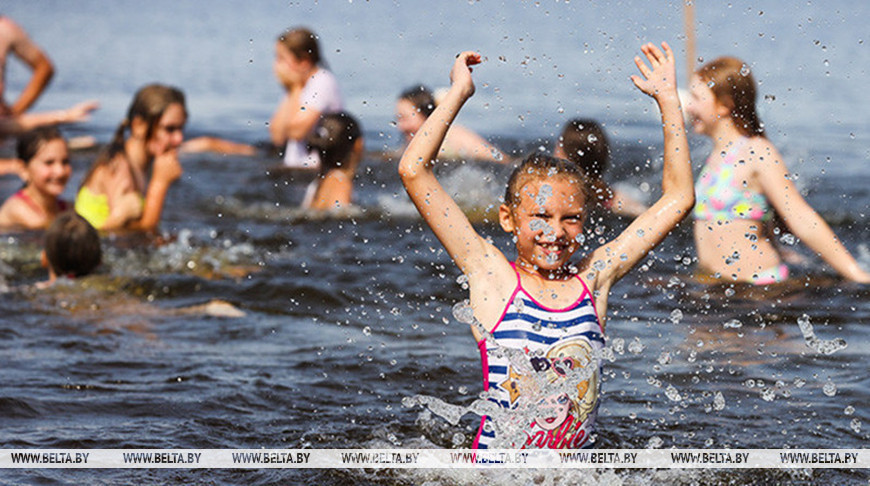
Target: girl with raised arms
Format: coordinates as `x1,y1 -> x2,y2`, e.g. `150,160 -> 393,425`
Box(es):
399,43 -> 694,449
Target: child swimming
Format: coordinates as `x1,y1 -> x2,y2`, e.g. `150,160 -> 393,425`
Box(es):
39,210 -> 102,288
396,84 -> 507,163
555,118 -> 648,217
0,127 -> 71,230
399,43 -> 694,449
75,84 -> 186,232
687,56 -> 870,284
302,111 -> 363,211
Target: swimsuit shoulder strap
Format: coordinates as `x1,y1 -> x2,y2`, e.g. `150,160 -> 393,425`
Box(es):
13,189 -> 43,215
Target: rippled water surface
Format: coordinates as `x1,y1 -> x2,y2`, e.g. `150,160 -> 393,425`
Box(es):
1,1 -> 869,484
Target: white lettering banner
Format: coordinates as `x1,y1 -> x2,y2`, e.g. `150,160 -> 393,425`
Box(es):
0,449 -> 866,469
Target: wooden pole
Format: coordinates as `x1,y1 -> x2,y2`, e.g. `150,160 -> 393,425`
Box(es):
684,0 -> 696,85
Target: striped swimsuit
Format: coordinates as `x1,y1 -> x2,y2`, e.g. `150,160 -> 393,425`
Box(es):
473,265 -> 604,449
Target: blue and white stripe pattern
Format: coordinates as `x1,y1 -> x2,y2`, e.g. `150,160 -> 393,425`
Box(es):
474,270 -> 604,449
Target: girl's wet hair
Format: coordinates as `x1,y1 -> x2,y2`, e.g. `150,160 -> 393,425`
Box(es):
82,83 -> 186,186
44,211 -> 102,278
277,27 -> 322,65
696,56 -> 765,138
17,126 -> 64,164
504,153 -> 589,207
307,112 -> 362,173
558,118 -> 610,179
399,85 -> 436,118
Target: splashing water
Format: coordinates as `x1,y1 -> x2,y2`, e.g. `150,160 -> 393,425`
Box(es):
452,300 -> 475,324
403,306 -> 610,449
535,183 -> 553,208
723,319 -> 743,329
665,384 -> 682,402
796,314 -> 847,355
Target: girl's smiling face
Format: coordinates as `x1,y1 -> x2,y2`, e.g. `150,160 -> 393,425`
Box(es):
25,138 -> 70,198
146,102 -> 187,156
500,177 -> 586,277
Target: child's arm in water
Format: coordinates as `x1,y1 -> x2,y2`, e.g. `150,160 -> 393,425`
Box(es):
398,52 -> 515,333
585,42 -> 694,318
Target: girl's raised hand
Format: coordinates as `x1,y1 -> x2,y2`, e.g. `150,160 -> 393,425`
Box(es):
450,51 -> 482,99
631,42 -> 678,100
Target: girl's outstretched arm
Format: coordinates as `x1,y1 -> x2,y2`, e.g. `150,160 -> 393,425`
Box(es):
398,52 -> 505,277
754,140 -> 870,282
589,42 -> 694,294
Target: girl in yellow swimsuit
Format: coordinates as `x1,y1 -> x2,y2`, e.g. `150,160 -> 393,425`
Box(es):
687,56 -> 869,284
75,84 -> 186,232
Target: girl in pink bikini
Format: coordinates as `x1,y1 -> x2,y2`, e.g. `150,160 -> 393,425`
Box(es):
0,126 -> 70,230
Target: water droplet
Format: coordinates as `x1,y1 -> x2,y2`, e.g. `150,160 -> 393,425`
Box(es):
713,391 -> 726,411
452,300 -> 475,324
669,309 -> 683,324
665,385 -> 682,401
647,436 -> 664,448
611,338 -> 625,354
823,381 -> 837,397
850,418 -> 861,434
657,352 -> 671,365
627,338 -> 645,354
845,405 -> 855,416
724,319 -> 742,329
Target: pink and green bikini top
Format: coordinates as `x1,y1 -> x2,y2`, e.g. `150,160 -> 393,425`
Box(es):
694,137 -> 771,222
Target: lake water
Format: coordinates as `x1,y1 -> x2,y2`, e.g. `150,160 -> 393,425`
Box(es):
1,1 -> 868,484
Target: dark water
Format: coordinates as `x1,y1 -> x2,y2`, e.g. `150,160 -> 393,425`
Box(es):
1,1 -> 869,484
